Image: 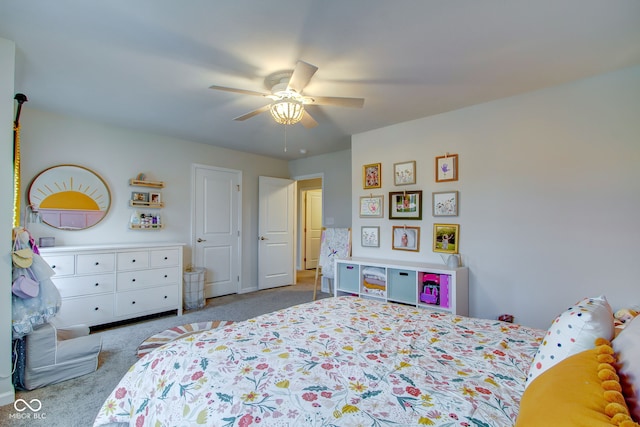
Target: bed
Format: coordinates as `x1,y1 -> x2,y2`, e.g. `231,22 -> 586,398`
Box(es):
94,296 -> 545,426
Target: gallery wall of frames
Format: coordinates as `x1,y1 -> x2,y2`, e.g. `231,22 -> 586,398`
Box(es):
359,154 -> 460,256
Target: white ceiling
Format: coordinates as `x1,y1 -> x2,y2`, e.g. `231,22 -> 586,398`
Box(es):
1,1 -> 639,160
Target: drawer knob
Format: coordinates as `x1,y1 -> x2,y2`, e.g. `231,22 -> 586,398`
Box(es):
51,265 -> 56,269
164,256 -> 168,260
132,278 -> 136,282
95,283 -> 99,287
95,262 -> 99,265
132,301 -> 136,305
94,307 -> 99,311
164,274 -> 168,278
132,259 -> 136,263
164,295 -> 168,299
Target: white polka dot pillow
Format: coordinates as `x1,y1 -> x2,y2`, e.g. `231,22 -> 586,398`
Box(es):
525,295 -> 614,388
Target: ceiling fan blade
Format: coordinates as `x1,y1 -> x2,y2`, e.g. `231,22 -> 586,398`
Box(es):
306,95 -> 365,108
287,61 -> 318,94
210,85 -> 270,98
233,104 -> 271,121
300,110 -> 318,129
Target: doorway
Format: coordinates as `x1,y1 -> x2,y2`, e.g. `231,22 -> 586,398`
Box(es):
295,176 -> 323,272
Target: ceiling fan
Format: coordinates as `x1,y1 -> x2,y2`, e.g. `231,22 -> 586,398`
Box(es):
209,61 -> 365,128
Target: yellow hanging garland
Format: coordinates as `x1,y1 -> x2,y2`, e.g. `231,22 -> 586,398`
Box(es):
13,123 -> 21,228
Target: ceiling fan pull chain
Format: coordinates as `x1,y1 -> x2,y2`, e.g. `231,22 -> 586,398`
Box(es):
284,125 -> 288,152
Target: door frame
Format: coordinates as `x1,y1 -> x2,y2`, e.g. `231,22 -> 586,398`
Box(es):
292,173 -> 324,271
190,163 -> 242,295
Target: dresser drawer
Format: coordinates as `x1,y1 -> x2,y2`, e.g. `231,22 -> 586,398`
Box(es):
56,295 -> 115,327
117,267 -> 180,291
117,251 -> 149,270
76,253 -> 115,275
115,285 -> 179,317
150,248 -> 180,268
53,274 -> 115,298
43,255 -> 75,277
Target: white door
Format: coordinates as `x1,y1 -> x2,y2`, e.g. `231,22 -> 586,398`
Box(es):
193,165 -> 241,298
258,176 -> 295,290
304,189 -> 323,270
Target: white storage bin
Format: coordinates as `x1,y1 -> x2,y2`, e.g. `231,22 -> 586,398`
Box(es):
183,268 -> 205,310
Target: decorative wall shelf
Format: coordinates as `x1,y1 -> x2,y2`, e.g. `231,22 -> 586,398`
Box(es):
128,224 -> 165,230
129,179 -> 164,188
129,176 -> 165,229
129,201 -> 165,209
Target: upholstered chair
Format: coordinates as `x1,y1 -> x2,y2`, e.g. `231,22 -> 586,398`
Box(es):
22,320 -> 102,390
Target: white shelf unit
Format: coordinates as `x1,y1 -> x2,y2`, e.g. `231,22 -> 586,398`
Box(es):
334,257 -> 469,316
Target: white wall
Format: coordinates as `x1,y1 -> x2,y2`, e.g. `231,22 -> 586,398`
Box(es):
0,38 -> 16,406
19,108 -> 290,293
352,65 -> 640,329
289,150 -> 352,228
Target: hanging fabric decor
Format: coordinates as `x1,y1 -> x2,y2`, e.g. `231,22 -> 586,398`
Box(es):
13,93 -> 28,228
11,228 -> 61,339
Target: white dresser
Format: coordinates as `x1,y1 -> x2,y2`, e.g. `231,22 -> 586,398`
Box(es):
40,243 -> 185,327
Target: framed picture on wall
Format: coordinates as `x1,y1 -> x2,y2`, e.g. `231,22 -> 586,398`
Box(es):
361,226 -> 380,247
435,154 -> 458,182
359,195 -> 384,218
433,223 -> 459,254
393,160 -> 416,185
149,192 -> 162,205
389,190 -> 422,220
392,225 -> 420,251
131,191 -> 149,203
432,191 -> 458,216
363,163 -> 382,189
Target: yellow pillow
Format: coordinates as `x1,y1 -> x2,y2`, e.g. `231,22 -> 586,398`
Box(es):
516,339 -> 639,427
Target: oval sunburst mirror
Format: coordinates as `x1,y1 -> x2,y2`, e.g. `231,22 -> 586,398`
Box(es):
28,164 -> 111,230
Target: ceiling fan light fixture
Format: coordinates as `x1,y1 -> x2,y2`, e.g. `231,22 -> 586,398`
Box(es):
270,99 -> 304,125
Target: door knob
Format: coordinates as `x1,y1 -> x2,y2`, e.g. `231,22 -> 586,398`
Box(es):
259,236 -> 268,240
197,238 -> 206,243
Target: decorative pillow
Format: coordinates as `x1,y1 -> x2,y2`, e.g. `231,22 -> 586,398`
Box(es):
526,295 -> 614,386
516,339 -> 639,427
613,315 -> 640,421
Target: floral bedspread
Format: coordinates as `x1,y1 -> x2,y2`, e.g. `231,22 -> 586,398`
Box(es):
94,297 -> 543,427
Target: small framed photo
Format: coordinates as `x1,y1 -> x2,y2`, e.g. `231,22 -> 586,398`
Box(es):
432,191 -> 458,217
433,223 -> 459,254
149,192 -> 162,205
435,154 -> 458,183
361,226 -> 380,248
131,191 -> 149,202
392,226 -> 420,252
393,160 -> 416,185
363,163 -> 382,189
359,195 -> 384,218
389,190 -> 422,220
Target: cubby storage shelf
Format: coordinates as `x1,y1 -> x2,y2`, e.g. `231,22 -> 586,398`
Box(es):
334,257 -> 469,316
129,179 -> 164,188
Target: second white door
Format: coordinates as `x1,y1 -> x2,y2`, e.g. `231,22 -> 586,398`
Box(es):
193,165 -> 241,298
258,176 -> 295,290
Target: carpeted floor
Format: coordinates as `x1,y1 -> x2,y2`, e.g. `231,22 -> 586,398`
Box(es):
0,271 -> 327,427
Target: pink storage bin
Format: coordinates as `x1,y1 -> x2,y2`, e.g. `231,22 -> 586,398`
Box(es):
439,274 -> 451,308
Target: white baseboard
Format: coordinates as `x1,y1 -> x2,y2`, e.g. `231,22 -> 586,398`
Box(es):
0,386 -> 15,407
